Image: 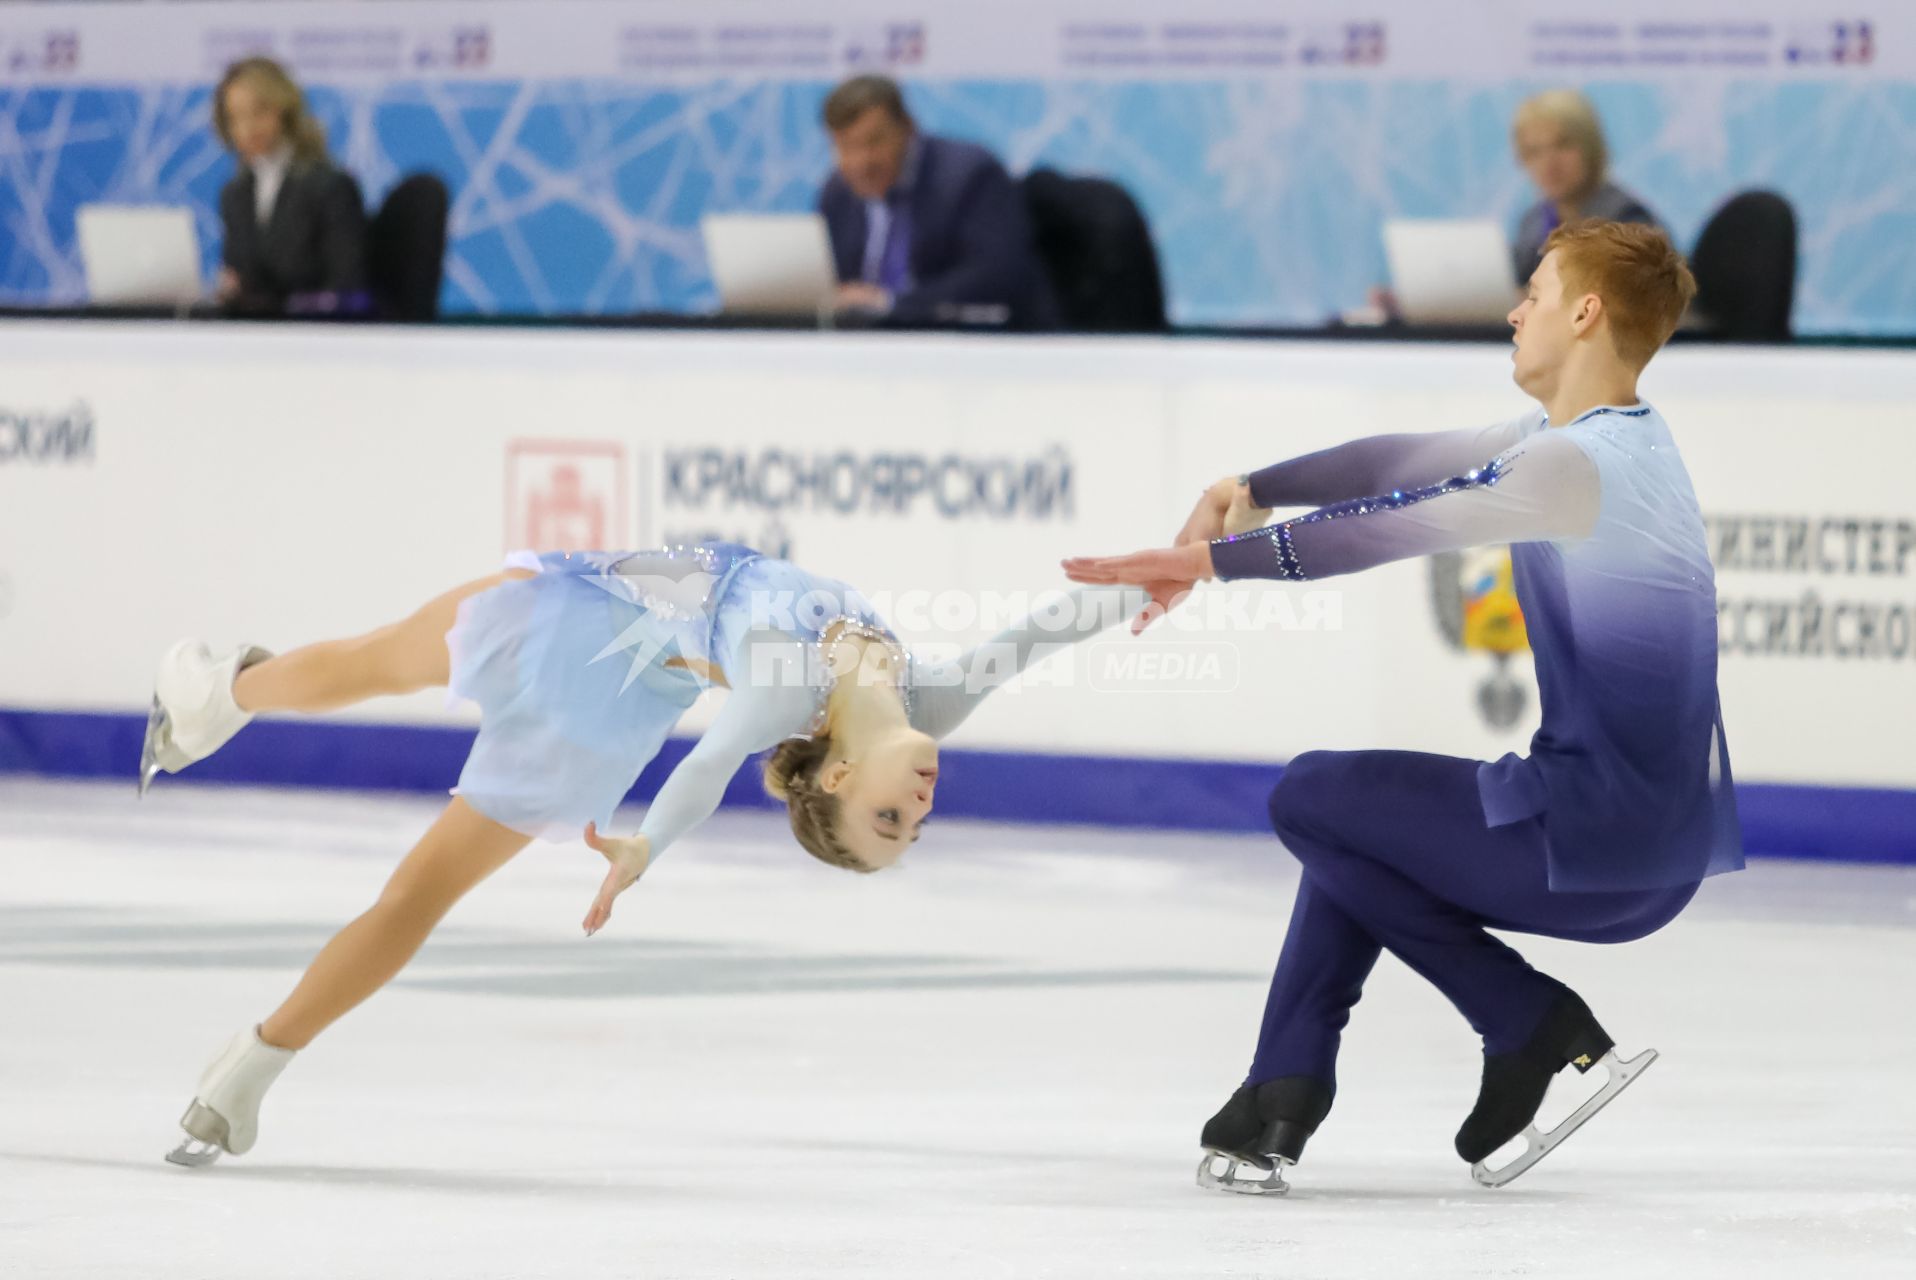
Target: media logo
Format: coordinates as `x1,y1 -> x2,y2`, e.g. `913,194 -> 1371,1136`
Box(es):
0,401 -> 94,467
412,25 -> 491,72
505,440 -> 628,554
1,29 -> 79,75
842,22 -> 926,69
1299,21 -> 1385,67
1785,20 -> 1875,66
1086,640 -> 1239,693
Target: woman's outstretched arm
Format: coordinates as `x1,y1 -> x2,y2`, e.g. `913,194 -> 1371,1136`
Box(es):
581,636 -> 816,933
906,584 -> 1150,741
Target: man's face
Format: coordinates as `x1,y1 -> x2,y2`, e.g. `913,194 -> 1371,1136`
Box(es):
831,106 -> 912,201
1508,250 -> 1581,395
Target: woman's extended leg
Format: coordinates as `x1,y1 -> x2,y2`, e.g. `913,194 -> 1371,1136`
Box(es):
169,798 -> 533,1163
259,797 -> 533,1049
234,569 -> 531,715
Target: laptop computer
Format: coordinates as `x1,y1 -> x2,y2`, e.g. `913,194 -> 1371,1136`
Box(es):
1382,219 -> 1519,325
76,205 -> 204,306
701,213 -> 836,317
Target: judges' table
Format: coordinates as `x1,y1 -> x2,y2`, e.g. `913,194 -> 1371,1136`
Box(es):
2,318 -> 1911,853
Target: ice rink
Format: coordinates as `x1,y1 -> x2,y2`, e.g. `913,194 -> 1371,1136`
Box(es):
3,777 -> 1913,1279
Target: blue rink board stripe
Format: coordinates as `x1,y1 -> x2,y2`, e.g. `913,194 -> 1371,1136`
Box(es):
2,708 -> 1911,865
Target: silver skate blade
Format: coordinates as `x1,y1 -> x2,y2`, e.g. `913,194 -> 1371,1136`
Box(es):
1471,1047 -> 1658,1188
1197,1150 -> 1291,1196
164,1137 -> 223,1168
137,696 -> 168,797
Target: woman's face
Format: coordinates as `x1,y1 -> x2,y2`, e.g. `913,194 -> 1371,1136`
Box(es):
823,729 -> 940,870
1516,120 -> 1588,205
223,80 -> 285,162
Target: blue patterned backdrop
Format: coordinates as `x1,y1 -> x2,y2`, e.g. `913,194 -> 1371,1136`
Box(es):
1,76 -> 1911,333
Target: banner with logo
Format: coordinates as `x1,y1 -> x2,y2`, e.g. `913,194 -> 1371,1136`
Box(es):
0,1 -> 1907,333
2,320 -> 1912,798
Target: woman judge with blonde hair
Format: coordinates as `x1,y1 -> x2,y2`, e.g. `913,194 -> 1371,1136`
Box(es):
1509,89 -> 1664,283
212,56 -> 369,313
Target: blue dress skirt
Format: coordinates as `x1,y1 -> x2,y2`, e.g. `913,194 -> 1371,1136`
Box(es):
446,543 -> 765,840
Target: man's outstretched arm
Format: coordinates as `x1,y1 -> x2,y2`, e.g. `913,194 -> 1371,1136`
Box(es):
1066,431 -> 1597,594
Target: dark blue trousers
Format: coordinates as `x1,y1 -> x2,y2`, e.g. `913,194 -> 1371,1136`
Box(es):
1249,750 -> 1699,1088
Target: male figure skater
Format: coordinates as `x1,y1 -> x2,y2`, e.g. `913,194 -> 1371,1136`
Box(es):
1064,221 -> 1742,1192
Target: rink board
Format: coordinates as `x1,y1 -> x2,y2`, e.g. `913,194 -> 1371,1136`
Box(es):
0,321 -> 1912,856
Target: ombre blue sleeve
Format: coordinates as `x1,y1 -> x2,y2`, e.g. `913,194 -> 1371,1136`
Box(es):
908,586 -> 1150,740
1243,417 -> 1534,509
1211,430 -> 1599,582
635,636 -> 817,858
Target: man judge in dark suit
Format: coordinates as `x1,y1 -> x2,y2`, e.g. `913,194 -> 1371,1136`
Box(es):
818,75 -> 1056,330
213,57 -> 369,315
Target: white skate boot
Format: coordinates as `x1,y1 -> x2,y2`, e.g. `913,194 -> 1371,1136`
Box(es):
166,1027 -> 297,1167
138,640 -> 273,795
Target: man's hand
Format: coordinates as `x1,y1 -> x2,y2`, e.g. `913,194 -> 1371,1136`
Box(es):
835,282 -> 893,313
581,823 -> 651,937
1062,542 -> 1215,635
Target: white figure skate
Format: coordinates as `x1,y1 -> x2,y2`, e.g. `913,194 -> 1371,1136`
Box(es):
138,640 -> 272,795
165,1027 -> 297,1167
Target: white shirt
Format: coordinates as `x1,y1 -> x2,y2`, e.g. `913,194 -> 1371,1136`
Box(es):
250,144 -> 295,226
858,134 -> 925,285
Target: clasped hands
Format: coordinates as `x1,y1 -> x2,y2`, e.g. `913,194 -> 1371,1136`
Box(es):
1061,474 -> 1272,634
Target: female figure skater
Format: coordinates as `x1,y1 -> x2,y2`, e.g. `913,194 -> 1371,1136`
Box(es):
141,542 -> 1140,1166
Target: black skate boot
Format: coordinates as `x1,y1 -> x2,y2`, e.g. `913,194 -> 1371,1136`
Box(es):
1196,1076 -> 1333,1196
1457,988 -> 1659,1187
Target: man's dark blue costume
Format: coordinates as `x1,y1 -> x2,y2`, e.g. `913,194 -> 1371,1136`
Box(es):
1197,405 -> 1743,1186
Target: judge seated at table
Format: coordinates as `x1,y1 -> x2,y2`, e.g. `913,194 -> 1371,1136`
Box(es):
817,75 -> 1056,330
1509,89 -> 1664,283
213,57 -> 369,315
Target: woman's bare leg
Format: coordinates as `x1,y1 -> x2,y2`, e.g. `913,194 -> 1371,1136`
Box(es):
259,798 -> 533,1050
233,569 -> 532,715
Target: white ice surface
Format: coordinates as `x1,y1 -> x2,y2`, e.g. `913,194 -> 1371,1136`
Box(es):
2,778 -> 1913,1279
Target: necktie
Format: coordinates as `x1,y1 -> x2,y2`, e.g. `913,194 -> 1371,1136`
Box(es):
878,200 -> 912,294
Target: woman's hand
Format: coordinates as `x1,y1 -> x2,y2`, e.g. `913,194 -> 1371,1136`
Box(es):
214,267 -> 241,303
1222,482 -> 1275,537
1175,476 -> 1239,548
581,823 -> 651,937
1062,543 -> 1215,634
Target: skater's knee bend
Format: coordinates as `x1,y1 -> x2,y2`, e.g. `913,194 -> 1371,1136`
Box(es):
1267,751 -> 1339,839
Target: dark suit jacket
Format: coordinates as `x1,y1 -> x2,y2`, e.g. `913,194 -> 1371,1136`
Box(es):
219,159 -> 369,313
819,134 -> 1058,330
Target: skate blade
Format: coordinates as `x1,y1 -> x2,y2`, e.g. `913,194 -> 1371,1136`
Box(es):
1196,1150 -> 1291,1196
1471,1047 -> 1657,1188
164,1137 -> 224,1168
164,1100 -> 231,1168
137,697 -> 166,797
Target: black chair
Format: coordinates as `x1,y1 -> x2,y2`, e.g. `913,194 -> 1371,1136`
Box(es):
367,173 -> 450,321
1689,190 -> 1796,341
1022,168 -> 1168,333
